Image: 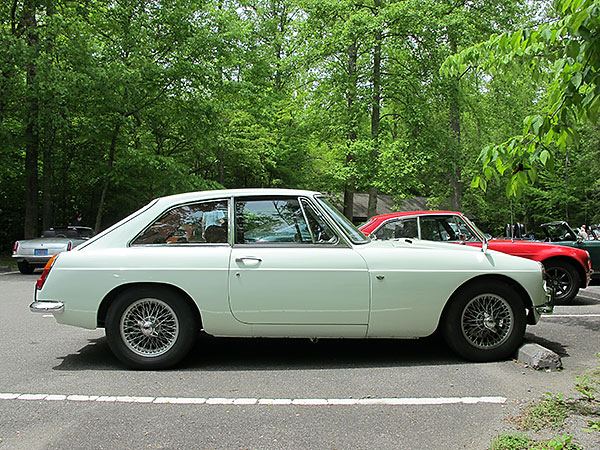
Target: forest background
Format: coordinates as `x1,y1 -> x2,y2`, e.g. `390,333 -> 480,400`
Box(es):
1,0 -> 599,252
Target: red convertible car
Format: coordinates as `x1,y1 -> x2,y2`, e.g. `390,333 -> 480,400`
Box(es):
360,211 -> 592,304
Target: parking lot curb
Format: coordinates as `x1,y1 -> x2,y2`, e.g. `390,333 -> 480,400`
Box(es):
517,343 -> 563,371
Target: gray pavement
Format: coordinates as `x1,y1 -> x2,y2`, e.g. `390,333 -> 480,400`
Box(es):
0,272 -> 599,449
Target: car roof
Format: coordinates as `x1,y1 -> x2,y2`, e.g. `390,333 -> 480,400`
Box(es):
367,211 -> 463,222
157,188 -> 322,205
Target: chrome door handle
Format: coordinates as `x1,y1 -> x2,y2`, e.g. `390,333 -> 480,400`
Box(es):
235,256 -> 262,263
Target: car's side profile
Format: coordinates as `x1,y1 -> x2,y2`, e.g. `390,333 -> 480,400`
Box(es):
31,190 -> 552,369
360,211 -> 591,304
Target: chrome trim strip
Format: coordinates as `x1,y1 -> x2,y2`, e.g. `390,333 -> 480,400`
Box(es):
30,301 -> 64,314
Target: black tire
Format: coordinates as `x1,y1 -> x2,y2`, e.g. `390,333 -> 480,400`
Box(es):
18,261 -> 35,274
544,260 -> 580,304
442,281 -> 526,362
105,286 -> 198,370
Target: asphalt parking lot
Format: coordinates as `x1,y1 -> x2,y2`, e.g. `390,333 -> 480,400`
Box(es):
1,272 -> 599,449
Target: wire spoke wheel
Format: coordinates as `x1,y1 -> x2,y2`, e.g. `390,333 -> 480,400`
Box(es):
120,298 -> 179,357
461,294 -> 514,350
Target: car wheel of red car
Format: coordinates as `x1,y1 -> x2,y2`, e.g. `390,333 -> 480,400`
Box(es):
105,286 -> 198,370
544,261 -> 580,304
442,281 -> 526,362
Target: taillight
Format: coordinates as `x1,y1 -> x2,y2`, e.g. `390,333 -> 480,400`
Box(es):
13,241 -> 18,254
67,241 -> 72,251
37,254 -> 59,290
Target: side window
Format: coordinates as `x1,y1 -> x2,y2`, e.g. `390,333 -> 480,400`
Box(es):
420,217 -> 450,241
235,198 -> 313,244
375,218 -> 418,240
300,198 -> 338,244
419,216 -> 477,242
132,200 -> 229,245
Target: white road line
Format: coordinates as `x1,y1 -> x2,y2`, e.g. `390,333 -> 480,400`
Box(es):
543,314 -> 600,318
0,393 -> 506,406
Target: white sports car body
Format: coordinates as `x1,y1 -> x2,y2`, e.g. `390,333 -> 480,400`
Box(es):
31,189 -> 552,369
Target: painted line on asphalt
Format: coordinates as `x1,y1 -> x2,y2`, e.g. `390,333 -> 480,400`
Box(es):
0,393 -> 506,406
542,314 -> 600,318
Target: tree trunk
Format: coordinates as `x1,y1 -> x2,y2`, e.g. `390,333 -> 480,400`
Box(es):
42,139 -> 53,230
95,121 -> 121,233
23,0 -> 39,239
343,41 -> 358,221
448,31 -> 462,211
368,1 -> 382,219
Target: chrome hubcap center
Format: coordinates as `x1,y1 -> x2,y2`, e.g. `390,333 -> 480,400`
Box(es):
483,315 -> 496,331
139,320 -> 155,337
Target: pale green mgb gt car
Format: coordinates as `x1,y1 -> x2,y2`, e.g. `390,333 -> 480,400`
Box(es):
31,189 -> 553,369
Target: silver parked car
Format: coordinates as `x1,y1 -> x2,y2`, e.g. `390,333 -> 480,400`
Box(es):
13,226 -> 94,274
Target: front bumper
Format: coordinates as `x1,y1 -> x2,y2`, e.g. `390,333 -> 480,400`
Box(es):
30,301 -> 64,314
535,285 -> 554,315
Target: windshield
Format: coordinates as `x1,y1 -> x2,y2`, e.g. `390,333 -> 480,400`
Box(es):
315,196 -> 370,244
543,223 -> 577,242
461,216 -> 486,241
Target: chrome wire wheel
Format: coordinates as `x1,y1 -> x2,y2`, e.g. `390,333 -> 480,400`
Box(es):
546,266 -> 573,301
120,298 -> 179,357
461,294 -> 514,350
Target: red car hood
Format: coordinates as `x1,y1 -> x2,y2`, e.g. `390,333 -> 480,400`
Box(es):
466,239 -> 588,264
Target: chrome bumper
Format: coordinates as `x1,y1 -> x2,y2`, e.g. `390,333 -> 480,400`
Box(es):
30,301 -> 64,314
535,287 -> 554,315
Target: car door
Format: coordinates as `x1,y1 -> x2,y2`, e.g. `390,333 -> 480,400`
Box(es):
228,195 -> 370,325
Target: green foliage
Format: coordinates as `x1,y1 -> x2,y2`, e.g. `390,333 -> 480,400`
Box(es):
443,0 -> 600,198
0,0 -> 598,248
516,393 -> 570,431
491,433 -> 580,450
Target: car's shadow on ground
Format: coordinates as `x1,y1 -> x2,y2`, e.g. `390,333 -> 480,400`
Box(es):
524,332 -> 570,357
53,333 -> 469,371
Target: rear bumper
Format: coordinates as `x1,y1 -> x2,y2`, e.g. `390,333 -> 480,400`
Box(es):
13,255 -> 52,267
30,301 -> 64,314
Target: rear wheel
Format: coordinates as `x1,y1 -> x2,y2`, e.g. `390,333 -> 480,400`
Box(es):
17,261 -> 35,274
544,260 -> 579,304
443,281 -> 526,361
105,287 -> 198,370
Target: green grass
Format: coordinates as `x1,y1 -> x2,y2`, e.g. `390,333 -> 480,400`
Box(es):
491,359 -> 600,449
514,394 -> 570,431
491,433 -> 581,450
0,252 -> 17,269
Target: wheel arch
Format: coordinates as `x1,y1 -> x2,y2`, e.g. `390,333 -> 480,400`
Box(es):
439,274 -> 536,328
542,256 -> 586,289
97,282 -> 203,329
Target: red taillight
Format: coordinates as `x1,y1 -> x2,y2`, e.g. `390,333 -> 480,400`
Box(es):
37,254 -> 59,290
13,241 -> 18,254
67,241 -> 72,251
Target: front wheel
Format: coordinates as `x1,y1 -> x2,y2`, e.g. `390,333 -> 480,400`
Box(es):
442,281 -> 526,362
105,287 -> 198,370
544,260 -> 580,304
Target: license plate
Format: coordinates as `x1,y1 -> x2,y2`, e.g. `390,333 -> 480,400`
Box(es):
34,249 -> 48,256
